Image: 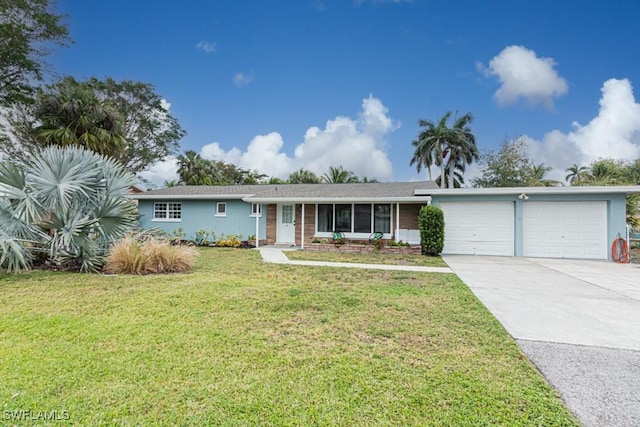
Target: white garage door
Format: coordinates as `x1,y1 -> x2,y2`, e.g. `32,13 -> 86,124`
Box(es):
440,202 -> 515,256
523,201 -> 607,259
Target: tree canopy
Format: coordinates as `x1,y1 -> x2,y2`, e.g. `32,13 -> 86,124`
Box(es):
1,76 -> 185,174
472,137 -> 537,188
0,0 -> 70,104
176,150 -> 265,185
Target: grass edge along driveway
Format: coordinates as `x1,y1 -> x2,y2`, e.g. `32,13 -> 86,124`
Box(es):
0,248 -> 578,426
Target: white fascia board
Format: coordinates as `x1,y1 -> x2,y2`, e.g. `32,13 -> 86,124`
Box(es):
415,186 -> 640,196
129,194 -> 255,200
242,196 -> 432,204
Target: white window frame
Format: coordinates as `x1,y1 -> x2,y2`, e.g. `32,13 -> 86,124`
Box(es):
152,202 -> 182,222
250,203 -> 262,217
216,202 -> 227,217
314,203 -> 392,239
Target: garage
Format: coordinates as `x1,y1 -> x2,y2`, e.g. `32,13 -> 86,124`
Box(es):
439,201 -> 515,256
523,201 -> 607,259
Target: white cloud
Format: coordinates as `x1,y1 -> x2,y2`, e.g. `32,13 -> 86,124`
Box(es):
233,72 -> 255,87
525,78 -> 640,180
196,40 -> 216,53
478,45 -> 568,108
202,95 -> 396,180
141,95 -> 398,185
139,157 -> 179,188
160,99 -> 171,111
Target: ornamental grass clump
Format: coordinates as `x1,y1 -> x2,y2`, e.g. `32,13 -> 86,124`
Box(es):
104,236 -> 198,275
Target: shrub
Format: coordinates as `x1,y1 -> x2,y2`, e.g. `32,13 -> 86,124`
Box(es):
419,205 -> 445,256
104,236 -> 199,275
193,229 -> 210,246
215,234 -> 242,248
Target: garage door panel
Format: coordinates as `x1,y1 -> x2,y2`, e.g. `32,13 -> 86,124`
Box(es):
523,201 -> 606,260
440,202 -> 514,256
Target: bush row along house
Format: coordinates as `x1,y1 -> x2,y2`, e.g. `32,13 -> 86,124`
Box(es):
133,182 -> 639,261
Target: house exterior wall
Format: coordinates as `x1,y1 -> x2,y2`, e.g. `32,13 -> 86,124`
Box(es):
265,204 -> 277,245
138,199 -> 266,241
431,193 -> 627,260
398,204 -> 423,229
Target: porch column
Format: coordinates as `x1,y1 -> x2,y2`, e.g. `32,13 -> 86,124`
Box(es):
396,202 -> 400,240
255,206 -> 260,248
301,203 -> 305,249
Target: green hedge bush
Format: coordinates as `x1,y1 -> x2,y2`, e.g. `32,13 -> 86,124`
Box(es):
419,205 -> 445,256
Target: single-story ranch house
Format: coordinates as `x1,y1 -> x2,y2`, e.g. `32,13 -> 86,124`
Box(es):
133,182 -> 639,261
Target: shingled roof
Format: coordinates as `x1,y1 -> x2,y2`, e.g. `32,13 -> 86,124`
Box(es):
134,181 -> 438,202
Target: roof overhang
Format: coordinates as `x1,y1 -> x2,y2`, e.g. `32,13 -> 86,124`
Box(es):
130,194 -> 253,200
415,186 -> 640,196
243,196 -> 432,204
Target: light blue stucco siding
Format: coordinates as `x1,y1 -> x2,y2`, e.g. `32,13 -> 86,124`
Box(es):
431,193 -> 628,260
138,199 -> 266,241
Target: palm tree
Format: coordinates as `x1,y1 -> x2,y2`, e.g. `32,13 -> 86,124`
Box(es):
529,163 -> 561,187
322,166 -> 358,184
0,146 -> 137,272
565,164 -> 591,185
34,82 -> 125,158
410,112 -> 452,183
443,113 -> 478,189
411,111 -> 478,188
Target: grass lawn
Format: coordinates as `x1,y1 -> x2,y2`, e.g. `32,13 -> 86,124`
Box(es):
0,248 -> 577,426
286,250 -> 448,267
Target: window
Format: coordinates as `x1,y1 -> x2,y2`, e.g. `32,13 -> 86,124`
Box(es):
317,204 -> 333,232
315,203 -> 391,235
354,204 -> 372,233
335,204 -> 352,232
251,203 -> 262,217
153,202 -> 181,221
374,204 -> 391,233
216,202 -> 227,216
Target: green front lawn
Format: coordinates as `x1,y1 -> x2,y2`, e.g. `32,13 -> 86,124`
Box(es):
286,249 -> 448,267
0,248 -> 577,426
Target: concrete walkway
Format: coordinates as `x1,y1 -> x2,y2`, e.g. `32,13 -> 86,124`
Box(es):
257,247 -> 453,273
443,255 -> 640,427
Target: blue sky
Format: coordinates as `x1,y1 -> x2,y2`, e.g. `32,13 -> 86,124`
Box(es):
52,0 -> 640,186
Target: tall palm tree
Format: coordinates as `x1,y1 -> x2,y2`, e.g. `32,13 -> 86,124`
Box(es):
410,112 -> 452,183
322,166 -> 358,184
35,83 -> 125,158
411,111 -> 478,188
565,163 -> 591,185
443,113 -> 478,189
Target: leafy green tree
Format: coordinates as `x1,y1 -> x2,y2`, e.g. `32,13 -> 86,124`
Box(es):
0,0 -> 70,104
0,146 -> 137,273
359,176 -> 379,183
288,168 -> 320,184
2,76 -> 185,174
565,163 -> 591,185
472,137 -> 536,187
322,166 -> 359,184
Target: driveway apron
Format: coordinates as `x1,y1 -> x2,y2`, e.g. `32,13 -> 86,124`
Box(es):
443,255 -> 640,427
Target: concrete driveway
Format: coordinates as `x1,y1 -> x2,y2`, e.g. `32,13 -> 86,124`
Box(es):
443,256 -> 640,427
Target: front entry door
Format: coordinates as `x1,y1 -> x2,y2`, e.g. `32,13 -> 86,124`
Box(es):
277,204 -> 296,244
